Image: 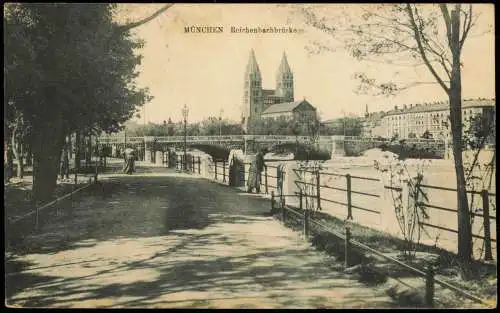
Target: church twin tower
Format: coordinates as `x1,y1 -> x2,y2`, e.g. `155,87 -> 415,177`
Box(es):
242,49 -> 294,132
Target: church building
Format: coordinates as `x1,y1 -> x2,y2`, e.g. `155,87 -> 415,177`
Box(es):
241,49 -> 317,134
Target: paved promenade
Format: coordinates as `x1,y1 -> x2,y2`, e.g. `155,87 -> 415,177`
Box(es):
6,165 -> 396,308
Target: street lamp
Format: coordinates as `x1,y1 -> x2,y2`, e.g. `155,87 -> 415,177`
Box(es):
182,104 -> 189,171
341,109 -> 347,137
219,108 -> 224,136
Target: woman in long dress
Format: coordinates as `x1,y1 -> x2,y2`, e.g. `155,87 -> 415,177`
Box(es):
122,147 -> 136,174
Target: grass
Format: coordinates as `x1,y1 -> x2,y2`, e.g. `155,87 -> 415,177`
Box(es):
272,203 -> 497,308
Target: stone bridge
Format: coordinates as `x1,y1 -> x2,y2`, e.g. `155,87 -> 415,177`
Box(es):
97,135 -> 337,162
97,135 -> 446,162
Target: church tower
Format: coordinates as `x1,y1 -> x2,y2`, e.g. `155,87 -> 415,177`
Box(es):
242,49 -> 263,134
275,51 -> 294,102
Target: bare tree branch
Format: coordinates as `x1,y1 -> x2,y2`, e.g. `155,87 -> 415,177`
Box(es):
439,4 -> 453,49
459,4 -> 473,51
118,4 -> 174,32
360,6 -> 414,30
407,4 -> 449,93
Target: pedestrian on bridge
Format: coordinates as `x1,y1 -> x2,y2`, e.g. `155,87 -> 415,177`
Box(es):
122,147 -> 137,175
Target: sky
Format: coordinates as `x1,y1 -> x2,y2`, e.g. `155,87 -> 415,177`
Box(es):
117,4 -> 495,124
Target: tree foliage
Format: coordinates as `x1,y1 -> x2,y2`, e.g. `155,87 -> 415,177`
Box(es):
4,4 -> 152,201
122,118 -> 245,137
248,113 -> 321,136
322,116 -> 364,136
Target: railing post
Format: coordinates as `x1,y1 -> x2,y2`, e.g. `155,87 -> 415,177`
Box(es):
198,156 -> 201,175
215,160 -> 218,180
345,225 -> 351,268
74,169 -> 78,190
94,159 -> 98,183
281,194 -> 286,222
299,190 -> 303,210
265,165 -> 269,194
346,174 -> 353,220
425,265 -> 435,307
271,191 -> 275,212
481,189 -> 493,261
222,160 -> 226,183
316,170 -> 321,210
303,191 -> 310,240
35,205 -> 39,230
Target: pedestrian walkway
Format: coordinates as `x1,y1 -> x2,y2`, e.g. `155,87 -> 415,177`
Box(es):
6,167 -> 396,308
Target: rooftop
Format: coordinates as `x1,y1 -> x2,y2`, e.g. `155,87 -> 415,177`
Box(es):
262,99 -> 315,115
385,98 -> 495,116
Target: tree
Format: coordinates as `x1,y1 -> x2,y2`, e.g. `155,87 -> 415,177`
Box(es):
421,130 -> 433,139
323,116 -> 363,136
294,4 -> 491,275
166,118 -> 175,136
4,4 -> 152,202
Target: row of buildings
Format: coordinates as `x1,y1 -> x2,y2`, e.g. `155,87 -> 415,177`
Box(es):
362,98 -> 496,140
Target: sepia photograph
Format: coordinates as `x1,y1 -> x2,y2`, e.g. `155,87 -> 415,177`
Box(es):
4,3 -> 496,308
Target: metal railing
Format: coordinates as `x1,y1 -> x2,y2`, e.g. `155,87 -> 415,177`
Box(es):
271,191 -> 493,308
7,159 -> 101,230
172,154 -> 202,174
290,167 -> 496,262
293,168 -> 382,219
210,160 -> 285,195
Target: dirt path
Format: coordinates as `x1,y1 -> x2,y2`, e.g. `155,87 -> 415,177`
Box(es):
6,168 -> 396,308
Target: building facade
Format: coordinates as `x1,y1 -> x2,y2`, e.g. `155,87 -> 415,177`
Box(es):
361,105 -> 387,138
242,50 -> 316,133
378,98 -> 495,140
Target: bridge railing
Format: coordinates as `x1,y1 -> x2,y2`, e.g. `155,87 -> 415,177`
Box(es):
97,135 -> 339,144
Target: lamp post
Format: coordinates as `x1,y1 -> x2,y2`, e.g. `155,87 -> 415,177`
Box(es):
182,104 -> 189,171
219,108 -> 224,136
342,109 -> 347,137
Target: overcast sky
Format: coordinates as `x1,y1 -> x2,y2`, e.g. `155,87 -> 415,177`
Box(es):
119,4 -> 495,124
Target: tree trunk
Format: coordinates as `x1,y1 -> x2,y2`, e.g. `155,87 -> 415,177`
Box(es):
32,133 -> 65,204
11,127 -> 24,179
86,135 -> 92,166
67,135 -> 72,160
26,145 -> 33,167
75,131 -> 81,170
449,6 -> 472,278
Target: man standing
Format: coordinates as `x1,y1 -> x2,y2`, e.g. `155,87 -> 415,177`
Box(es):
247,148 -> 266,193
60,145 -> 70,180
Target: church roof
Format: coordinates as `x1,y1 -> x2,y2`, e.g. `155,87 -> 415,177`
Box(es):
245,49 -> 261,76
278,51 -> 292,74
262,99 -> 315,115
262,89 -> 275,96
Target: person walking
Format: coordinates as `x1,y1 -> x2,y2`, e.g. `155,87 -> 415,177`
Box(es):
247,148 -> 266,193
60,145 -> 70,180
122,147 -> 136,175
